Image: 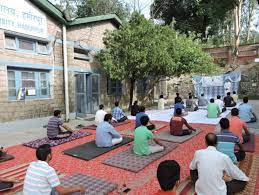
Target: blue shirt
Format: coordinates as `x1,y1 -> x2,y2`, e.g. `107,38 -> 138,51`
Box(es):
135,112 -> 148,128
95,121 -> 121,147
238,103 -> 252,122
112,107 -> 125,120
216,130 -> 240,164
174,103 -> 185,115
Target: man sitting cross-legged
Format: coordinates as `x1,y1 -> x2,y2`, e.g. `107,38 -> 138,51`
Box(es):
224,92 -> 236,107
229,108 -> 250,144
174,97 -> 185,115
207,98 -> 221,118
112,101 -> 128,122
96,114 -> 123,147
190,133 -> 249,195
170,108 -> 196,136
154,160 -> 180,195
134,115 -> 164,156
239,97 -> 257,123
135,106 -> 155,130
217,118 -> 246,164
23,144 -> 85,195
95,104 -> 107,124
47,110 -> 73,140
198,93 -> 208,107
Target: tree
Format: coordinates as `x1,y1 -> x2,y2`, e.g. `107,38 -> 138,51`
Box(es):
76,0 -> 131,21
96,13 -> 215,109
151,0 -> 239,41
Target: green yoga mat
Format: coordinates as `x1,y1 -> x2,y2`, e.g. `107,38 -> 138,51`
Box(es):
63,137 -> 133,161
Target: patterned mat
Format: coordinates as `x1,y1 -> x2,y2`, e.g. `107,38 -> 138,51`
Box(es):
120,124 -> 166,137
177,153 -> 259,195
58,173 -> 117,195
23,132 -> 92,149
155,129 -> 202,143
235,133 -> 255,153
103,141 -> 178,173
85,120 -> 131,130
0,154 -> 14,163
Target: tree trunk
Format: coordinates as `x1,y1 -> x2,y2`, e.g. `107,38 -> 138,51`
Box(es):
129,78 -> 135,111
246,0 -> 256,42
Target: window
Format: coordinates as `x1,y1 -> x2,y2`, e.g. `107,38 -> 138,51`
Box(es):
74,48 -> 90,61
107,79 -> 122,96
137,79 -> 148,94
5,34 -> 49,55
7,69 -> 50,100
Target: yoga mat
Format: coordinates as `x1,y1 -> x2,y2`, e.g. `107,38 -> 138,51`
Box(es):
63,137 -> 133,161
23,132 -> 92,149
0,153 -> 14,163
177,153 -> 259,195
85,120 -> 131,130
120,124 -> 166,136
235,134 -> 255,153
58,173 -> 117,195
155,129 -> 202,143
103,141 -> 178,173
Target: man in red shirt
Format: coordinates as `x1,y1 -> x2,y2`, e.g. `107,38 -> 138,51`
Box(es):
154,160 -> 180,195
229,108 -> 250,143
170,108 -> 196,136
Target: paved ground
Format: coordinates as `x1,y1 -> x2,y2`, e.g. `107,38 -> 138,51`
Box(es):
0,100 -> 259,147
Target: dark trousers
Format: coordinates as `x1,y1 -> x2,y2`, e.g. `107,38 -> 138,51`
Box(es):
190,170 -> 247,195
147,124 -> 155,130
0,182 -> 13,191
172,129 -> 192,136
226,102 -> 237,107
247,117 -> 257,123
235,150 -> 246,162
49,131 -> 72,140
243,134 -> 250,144
117,116 -> 128,123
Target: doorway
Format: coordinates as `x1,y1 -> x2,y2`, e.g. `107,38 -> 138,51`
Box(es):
75,73 -> 100,117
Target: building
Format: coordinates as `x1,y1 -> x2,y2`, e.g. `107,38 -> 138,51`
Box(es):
0,0 -> 124,122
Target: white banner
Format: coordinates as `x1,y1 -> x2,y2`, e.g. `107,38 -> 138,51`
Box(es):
0,0 -> 47,38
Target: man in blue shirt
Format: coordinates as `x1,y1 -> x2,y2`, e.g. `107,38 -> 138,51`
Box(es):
216,118 -> 245,164
112,101 -> 128,122
96,114 -> 123,147
174,97 -> 185,115
238,97 -> 257,123
135,106 -> 155,130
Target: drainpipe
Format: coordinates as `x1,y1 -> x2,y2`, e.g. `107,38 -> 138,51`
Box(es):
62,25 -> 69,121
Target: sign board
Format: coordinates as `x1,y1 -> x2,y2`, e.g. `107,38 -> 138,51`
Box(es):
0,0 -> 47,38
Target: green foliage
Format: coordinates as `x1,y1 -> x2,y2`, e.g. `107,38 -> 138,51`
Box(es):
76,0 -> 130,21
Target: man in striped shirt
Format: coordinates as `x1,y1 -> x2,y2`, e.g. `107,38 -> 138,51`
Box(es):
216,118 -> 245,164
23,144 -> 85,195
47,110 -> 73,140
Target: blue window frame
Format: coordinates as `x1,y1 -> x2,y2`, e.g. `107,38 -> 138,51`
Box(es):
7,69 -> 50,100
5,34 -> 49,55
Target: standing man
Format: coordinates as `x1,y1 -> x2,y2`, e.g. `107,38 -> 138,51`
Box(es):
190,133 -> 249,195
23,144 -> 85,195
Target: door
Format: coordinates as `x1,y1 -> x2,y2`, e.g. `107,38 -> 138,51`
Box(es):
75,73 -> 100,117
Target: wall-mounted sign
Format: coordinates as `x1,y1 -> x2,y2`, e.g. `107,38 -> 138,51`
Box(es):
0,0 -> 47,38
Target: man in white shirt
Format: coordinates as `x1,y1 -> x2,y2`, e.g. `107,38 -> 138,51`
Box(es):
23,144 -> 85,195
190,133 -> 249,195
95,104 -> 107,124
215,95 -> 226,112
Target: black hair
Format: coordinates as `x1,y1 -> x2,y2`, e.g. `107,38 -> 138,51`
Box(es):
189,95 -> 192,99
140,115 -> 149,126
99,104 -> 104,109
133,101 -> 138,105
231,108 -> 239,116
227,92 -> 231,96
54,110 -> 61,117
175,108 -> 182,115
139,106 -> 145,112
217,95 -> 221,99
160,95 -> 164,99
36,144 -> 51,161
201,93 -> 204,96
205,133 -> 217,147
104,114 -> 112,121
175,97 -> 182,104
210,98 -> 214,103
176,93 -> 179,97
157,160 -> 180,191
220,118 -> 230,129
115,101 -> 119,107
243,97 -> 248,103
233,91 -> 236,94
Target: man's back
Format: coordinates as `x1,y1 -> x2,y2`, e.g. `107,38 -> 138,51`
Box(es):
47,116 -> 62,138
23,161 -> 60,195
134,126 -> 153,155
174,103 -> 184,115
135,112 -> 147,128
229,116 -> 246,142
170,116 -> 186,136
232,94 -> 238,102
207,103 -> 219,118
112,107 -> 124,120
215,99 -> 224,109
198,97 -> 207,106
224,96 -> 234,107
239,103 -> 252,122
